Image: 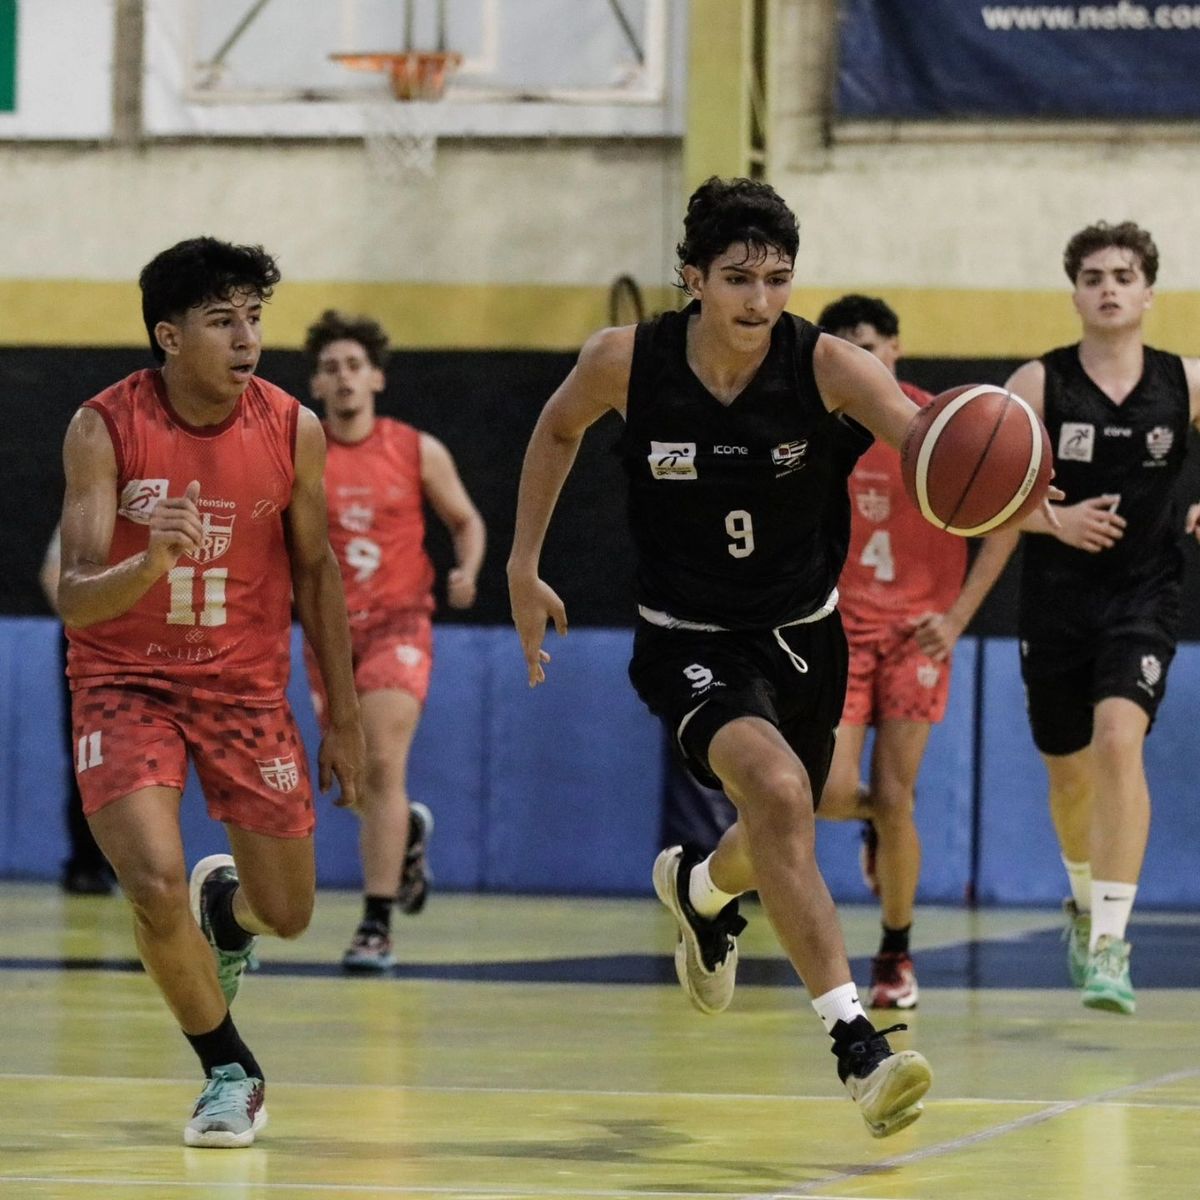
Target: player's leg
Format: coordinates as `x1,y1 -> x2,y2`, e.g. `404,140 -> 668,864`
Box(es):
90,786 -> 269,1146
818,722 -> 870,820
1023,650 -> 1096,987
343,687 -> 422,970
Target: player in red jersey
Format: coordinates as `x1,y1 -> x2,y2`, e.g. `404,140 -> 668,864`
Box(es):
303,310 -> 485,971
815,295 -> 1011,1009
57,238 -> 364,1148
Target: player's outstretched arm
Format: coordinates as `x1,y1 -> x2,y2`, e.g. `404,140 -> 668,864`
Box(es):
286,407 -> 364,808
419,433 -> 486,610
507,325 -> 633,686
813,332 -> 920,450
57,408 -> 203,628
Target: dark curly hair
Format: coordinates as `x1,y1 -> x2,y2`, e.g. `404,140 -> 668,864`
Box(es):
139,237 -> 281,363
816,294 -> 899,338
303,309 -> 391,371
1063,221 -> 1159,286
675,177 -> 799,288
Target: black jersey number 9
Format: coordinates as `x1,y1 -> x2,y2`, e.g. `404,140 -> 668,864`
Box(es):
726,509 -> 755,558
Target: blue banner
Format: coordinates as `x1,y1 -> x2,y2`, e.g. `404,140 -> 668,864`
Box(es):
837,1 -> 1200,118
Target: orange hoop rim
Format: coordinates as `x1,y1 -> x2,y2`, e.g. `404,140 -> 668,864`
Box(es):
330,50 -> 463,101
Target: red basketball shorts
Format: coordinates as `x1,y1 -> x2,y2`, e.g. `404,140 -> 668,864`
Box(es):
305,611 -> 433,728
70,684 -> 314,837
841,625 -> 952,726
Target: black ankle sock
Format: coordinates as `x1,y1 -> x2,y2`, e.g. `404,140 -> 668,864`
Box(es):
207,879 -> 253,952
364,895 -> 394,931
880,923 -> 912,956
830,1014 -> 877,1047
185,1011 -> 263,1080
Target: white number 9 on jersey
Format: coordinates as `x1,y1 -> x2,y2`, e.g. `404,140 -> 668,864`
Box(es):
345,536 -> 382,583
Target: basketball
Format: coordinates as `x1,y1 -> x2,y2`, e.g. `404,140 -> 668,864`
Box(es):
900,384 -> 1052,536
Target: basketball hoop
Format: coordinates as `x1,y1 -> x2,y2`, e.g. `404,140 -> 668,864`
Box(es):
331,51 -> 462,183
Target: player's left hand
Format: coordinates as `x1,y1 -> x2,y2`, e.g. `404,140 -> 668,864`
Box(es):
1186,501 -> 1200,541
906,611 -> 962,662
320,717 -> 366,811
446,567 -> 477,609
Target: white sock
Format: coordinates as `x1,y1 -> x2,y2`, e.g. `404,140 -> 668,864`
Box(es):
811,982 -> 867,1035
687,855 -> 741,918
1062,856 -> 1092,912
1090,880 -> 1137,949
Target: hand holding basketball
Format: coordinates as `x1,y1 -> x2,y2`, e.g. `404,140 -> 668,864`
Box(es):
900,385 -> 1053,536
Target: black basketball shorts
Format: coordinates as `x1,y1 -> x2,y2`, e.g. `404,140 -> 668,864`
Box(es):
628,612 -> 849,800
1020,632 -> 1176,756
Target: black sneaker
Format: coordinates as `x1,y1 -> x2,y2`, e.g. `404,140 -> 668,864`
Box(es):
652,844 -> 747,1014
396,802 -> 434,915
832,1017 -> 932,1138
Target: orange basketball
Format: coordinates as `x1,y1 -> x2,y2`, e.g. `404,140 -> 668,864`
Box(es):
900,384 -> 1052,536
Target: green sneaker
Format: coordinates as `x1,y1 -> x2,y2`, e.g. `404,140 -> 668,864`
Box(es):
1081,934 -> 1135,1015
1063,899 -> 1091,988
189,854 -> 257,1007
183,1063 -> 267,1148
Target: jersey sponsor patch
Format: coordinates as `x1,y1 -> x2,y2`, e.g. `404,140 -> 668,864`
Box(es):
648,441 -> 698,480
1058,422 -> 1095,463
771,440 -> 808,469
118,478 -> 169,523
1145,425 -> 1173,463
257,754 -> 299,793
339,502 -> 374,534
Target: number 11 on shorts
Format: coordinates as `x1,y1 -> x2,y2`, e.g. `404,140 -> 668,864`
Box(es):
76,731 -> 103,772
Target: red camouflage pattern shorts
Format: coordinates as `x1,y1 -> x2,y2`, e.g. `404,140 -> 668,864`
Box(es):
304,610 -> 433,729
71,684 -> 314,837
840,625 -> 952,726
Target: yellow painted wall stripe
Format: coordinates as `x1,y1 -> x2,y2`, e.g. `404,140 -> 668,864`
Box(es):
3,280 -> 1199,357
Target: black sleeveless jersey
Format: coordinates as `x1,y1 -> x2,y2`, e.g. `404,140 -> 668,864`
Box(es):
617,303 -> 870,630
1020,343 -> 1189,628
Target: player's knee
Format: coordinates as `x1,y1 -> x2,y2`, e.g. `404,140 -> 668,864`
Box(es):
258,896 -> 313,940
731,762 -> 815,829
123,869 -> 189,931
1090,720 -> 1144,770
870,778 -> 916,824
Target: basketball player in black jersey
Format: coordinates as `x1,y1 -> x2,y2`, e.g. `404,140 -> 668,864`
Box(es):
1002,221 -> 1200,1015
508,178 -> 937,1138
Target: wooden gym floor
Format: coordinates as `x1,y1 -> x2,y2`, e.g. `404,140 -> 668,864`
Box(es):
0,883 -> 1197,1199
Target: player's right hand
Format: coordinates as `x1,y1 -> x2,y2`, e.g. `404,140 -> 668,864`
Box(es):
508,573 -> 568,687
145,480 -> 204,573
1052,493 -> 1125,553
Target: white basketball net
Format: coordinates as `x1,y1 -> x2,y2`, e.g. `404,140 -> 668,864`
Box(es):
359,101 -> 439,182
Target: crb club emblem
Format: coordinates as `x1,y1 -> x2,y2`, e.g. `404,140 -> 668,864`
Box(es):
1140,655 -> 1162,688
856,489 -> 890,522
257,755 -> 299,793
187,512 -> 236,565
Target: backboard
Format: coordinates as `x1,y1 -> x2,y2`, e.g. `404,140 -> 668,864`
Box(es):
143,0 -> 685,139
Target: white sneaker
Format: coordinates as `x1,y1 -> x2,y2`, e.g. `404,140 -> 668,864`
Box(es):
652,845 -> 745,1015
834,1020 -> 932,1138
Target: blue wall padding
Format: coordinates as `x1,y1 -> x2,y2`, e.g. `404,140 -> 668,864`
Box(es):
2,617 -> 1196,907
978,638 -> 1200,907
815,640 -> 976,905
481,628 -> 663,893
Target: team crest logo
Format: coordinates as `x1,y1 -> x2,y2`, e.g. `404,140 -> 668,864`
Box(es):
187,511 -> 236,565
856,488 -> 890,523
257,755 -> 299,793
118,479 -> 169,523
1058,423 -> 1094,463
917,663 -> 940,689
1145,426 -> 1173,461
771,440 -> 808,468
395,645 -> 425,667
649,441 -> 697,480
339,503 -> 374,534
1140,654 -> 1162,689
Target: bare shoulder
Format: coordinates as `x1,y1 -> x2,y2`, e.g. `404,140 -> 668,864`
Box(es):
293,406 -> 327,476
64,405 -> 117,471
577,324 -> 635,391
1005,359 -> 1046,411
1182,355 -> 1200,423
